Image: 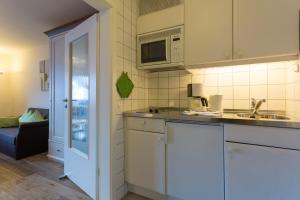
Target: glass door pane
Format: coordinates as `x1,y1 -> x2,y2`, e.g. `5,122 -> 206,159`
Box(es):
70,34 -> 89,156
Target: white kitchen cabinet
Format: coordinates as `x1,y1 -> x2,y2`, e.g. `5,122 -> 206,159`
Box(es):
185,0 -> 233,66
185,0 -> 300,67
48,33 -> 67,162
233,0 -> 300,59
125,130 -> 165,194
166,122 -> 224,200
225,142 -> 300,200
225,124 -> 300,200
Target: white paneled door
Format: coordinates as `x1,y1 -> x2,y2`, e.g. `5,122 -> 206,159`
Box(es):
64,14 -> 98,199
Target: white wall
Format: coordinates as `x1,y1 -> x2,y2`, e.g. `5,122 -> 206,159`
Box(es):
0,52 -> 19,116
0,73 -> 13,117
19,45 -> 50,111
0,45 -> 50,117
110,0 -> 148,199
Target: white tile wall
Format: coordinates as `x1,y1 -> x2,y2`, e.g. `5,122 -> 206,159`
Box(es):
286,61 -> 300,120
147,61 -> 298,112
111,0 -> 148,199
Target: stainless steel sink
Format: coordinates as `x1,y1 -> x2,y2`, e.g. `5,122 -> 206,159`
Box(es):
236,113 -> 290,120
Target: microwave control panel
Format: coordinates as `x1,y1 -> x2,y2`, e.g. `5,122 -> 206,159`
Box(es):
171,34 -> 184,63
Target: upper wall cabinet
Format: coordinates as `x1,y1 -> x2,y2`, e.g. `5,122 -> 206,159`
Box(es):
185,0 -> 300,68
185,0 -> 233,66
233,0 -> 300,59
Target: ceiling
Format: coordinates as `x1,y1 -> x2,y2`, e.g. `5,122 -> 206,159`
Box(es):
0,0 -> 97,51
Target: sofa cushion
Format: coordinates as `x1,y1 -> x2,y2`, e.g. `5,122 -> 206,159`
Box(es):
0,117 -> 19,128
0,128 -> 19,145
28,108 -> 49,120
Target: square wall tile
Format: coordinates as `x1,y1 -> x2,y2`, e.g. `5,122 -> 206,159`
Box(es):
268,85 -> 286,100
192,75 -> 204,84
158,89 -> 168,100
180,88 -> 188,100
250,70 -> 267,85
218,73 -> 233,86
268,100 -> 286,110
223,100 -> 234,109
268,68 -> 286,84
148,100 -> 158,107
159,77 -> 169,88
180,75 -> 192,87
233,71 -> 250,85
148,89 -> 158,99
169,88 -> 180,99
148,78 -> 158,89
204,74 -> 218,86
234,100 -> 250,109
295,83 -> 300,100
250,85 -> 267,99
234,86 -> 250,100
158,100 -> 169,107
218,86 -> 233,100
169,100 -> 179,108
169,77 -> 180,88
204,86 -> 218,96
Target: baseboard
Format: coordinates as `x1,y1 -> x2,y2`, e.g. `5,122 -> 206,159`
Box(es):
47,154 -> 64,163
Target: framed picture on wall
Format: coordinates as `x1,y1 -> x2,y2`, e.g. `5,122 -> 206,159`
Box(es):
40,60 -> 49,91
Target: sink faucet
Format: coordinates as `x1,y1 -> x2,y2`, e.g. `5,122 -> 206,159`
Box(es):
251,98 -> 266,115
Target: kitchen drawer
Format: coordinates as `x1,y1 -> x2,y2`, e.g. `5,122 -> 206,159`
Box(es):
126,117 -> 145,131
225,124 -> 300,150
144,118 -> 165,133
126,117 -> 165,133
49,141 -> 64,159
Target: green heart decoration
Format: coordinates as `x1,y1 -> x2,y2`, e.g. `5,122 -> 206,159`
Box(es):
116,72 -> 134,98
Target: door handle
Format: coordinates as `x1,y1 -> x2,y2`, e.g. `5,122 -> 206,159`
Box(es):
63,99 -> 68,102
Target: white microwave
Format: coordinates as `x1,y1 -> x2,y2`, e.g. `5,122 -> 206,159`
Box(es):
137,26 -> 184,70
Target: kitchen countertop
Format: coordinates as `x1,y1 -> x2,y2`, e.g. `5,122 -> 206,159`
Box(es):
123,109 -> 300,129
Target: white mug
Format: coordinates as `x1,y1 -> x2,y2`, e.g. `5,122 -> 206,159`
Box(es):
209,95 -> 223,112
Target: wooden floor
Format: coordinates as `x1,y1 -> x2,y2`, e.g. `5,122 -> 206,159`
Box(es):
0,153 -> 91,200
0,153 -> 152,200
122,193 -> 151,200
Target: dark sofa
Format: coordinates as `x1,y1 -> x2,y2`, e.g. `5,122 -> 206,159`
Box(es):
0,108 -> 49,160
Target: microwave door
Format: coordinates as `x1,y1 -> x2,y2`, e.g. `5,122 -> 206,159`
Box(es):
139,37 -> 171,66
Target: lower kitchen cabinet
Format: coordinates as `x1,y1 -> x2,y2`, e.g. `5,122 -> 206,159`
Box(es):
225,124 -> 300,200
225,142 -> 300,200
166,122 -> 224,200
125,130 -> 165,194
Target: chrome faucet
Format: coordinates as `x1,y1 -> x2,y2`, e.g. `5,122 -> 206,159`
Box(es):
251,98 -> 266,115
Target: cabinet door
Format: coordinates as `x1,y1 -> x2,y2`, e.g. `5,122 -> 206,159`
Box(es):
167,123 -> 224,200
185,0 -> 233,65
225,142 -> 300,200
125,130 -> 165,194
234,0 -> 300,59
50,35 -> 66,143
